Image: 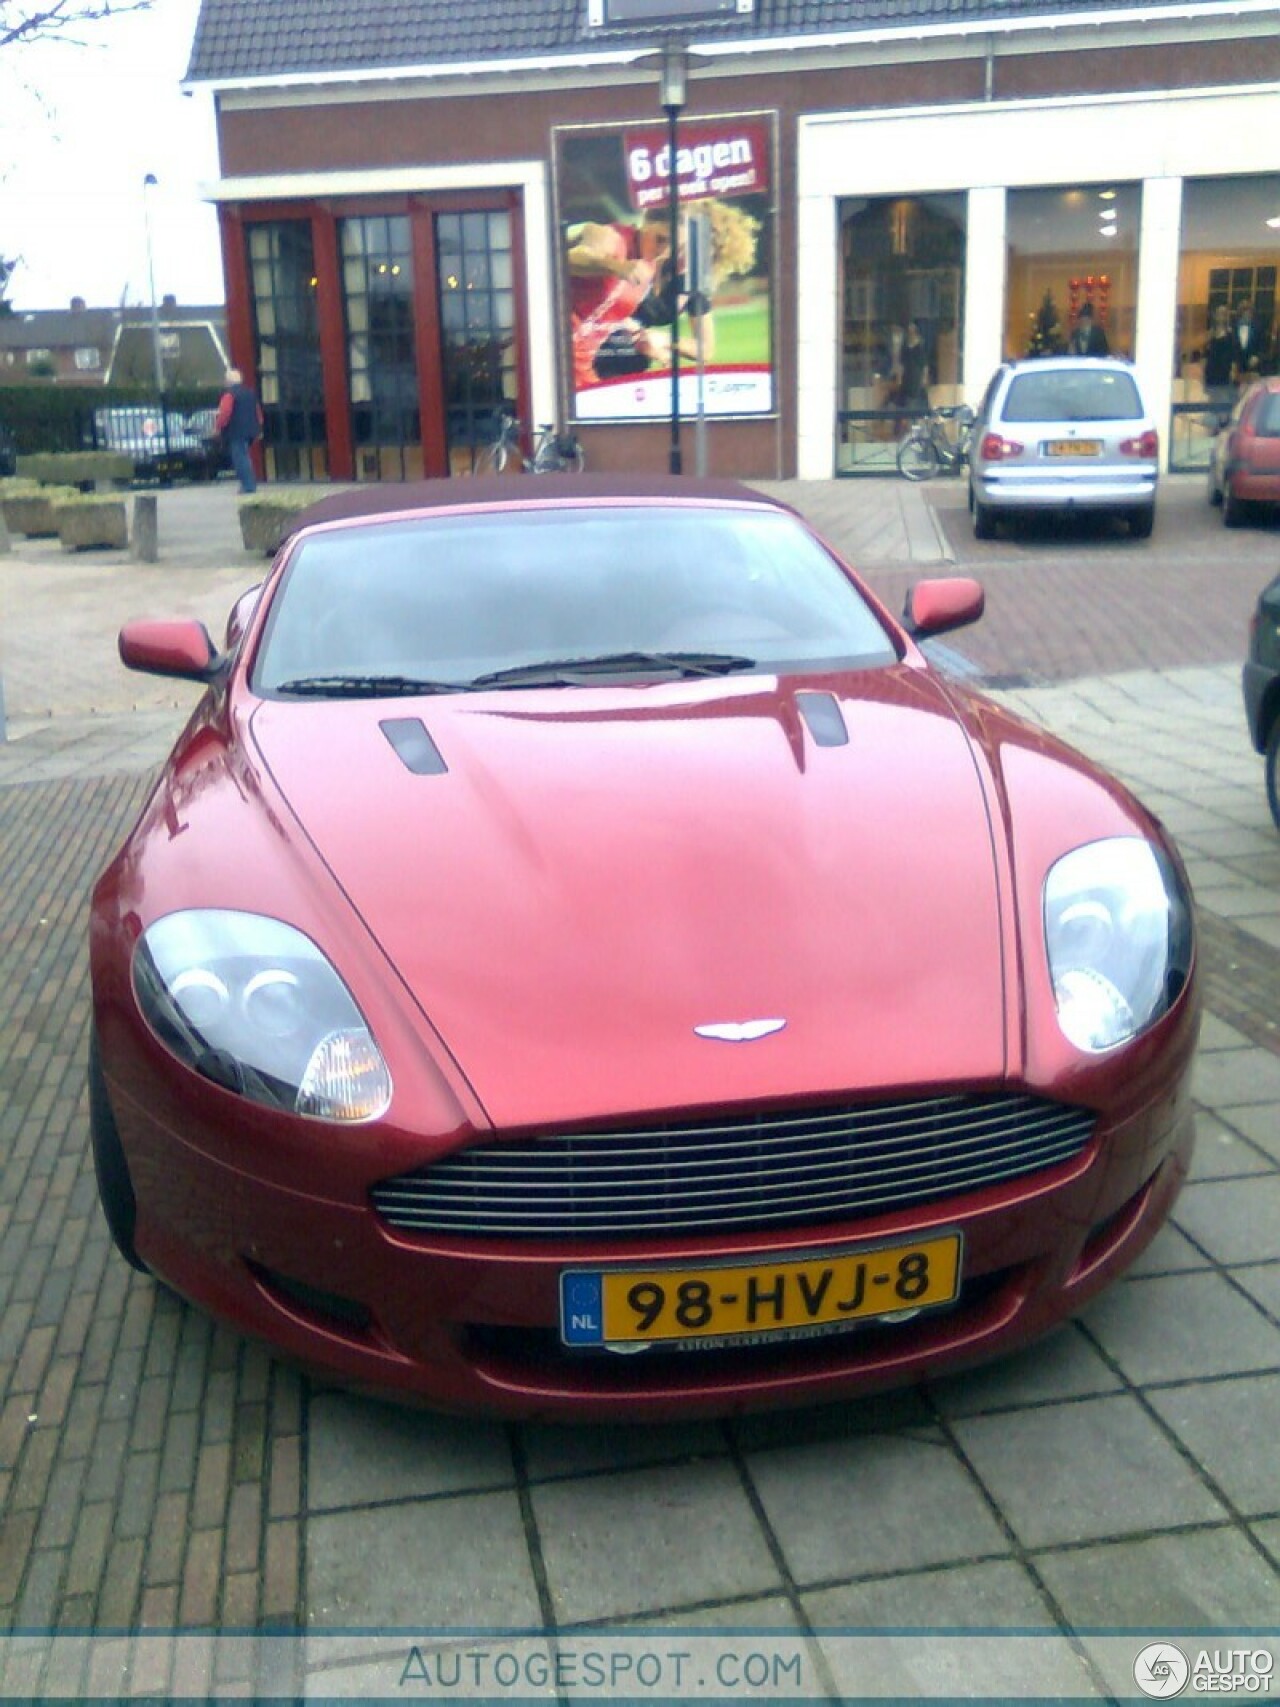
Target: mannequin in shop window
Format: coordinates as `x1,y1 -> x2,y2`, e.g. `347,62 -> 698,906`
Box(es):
1232,301 -> 1270,383
1069,300 -> 1109,357
1203,303 -> 1237,429
892,320 -> 930,425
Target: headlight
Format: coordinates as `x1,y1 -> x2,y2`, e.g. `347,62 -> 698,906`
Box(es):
1044,838 -> 1192,1054
133,910 -> 392,1122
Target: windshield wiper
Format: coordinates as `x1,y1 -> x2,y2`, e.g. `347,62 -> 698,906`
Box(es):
470,651 -> 757,688
273,674 -> 472,699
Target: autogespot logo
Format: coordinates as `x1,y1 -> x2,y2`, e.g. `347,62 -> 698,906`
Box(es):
1136,1644 -> 1191,1698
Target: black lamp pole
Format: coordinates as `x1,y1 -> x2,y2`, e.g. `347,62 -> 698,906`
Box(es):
666,98 -> 682,475
660,41 -> 688,476
142,173 -> 172,461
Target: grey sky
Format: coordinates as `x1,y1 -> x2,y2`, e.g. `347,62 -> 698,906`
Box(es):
1,0 -> 224,311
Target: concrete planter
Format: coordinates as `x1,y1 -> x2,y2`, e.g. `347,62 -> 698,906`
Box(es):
239,497 -> 313,556
55,500 -> 129,552
3,493 -> 60,538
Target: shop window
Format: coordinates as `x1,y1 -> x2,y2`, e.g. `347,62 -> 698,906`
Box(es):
340,215 -> 420,480
435,210 -> 516,474
1173,176 -> 1280,469
1005,184 -> 1140,365
247,222 -> 327,482
837,195 -> 966,471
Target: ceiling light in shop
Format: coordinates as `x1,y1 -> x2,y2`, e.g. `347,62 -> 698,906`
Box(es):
1098,189 -> 1117,201
1267,215 -> 1280,229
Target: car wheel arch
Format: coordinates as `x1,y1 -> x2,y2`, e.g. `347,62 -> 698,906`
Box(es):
1266,718 -> 1280,832
1223,482 -> 1251,528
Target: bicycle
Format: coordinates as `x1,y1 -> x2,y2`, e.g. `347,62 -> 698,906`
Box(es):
895,403 -> 976,481
478,412 -> 585,475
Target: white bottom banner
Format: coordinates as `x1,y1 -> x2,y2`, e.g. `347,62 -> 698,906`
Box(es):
0,1630 -> 1274,1701
573,370 -> 773,421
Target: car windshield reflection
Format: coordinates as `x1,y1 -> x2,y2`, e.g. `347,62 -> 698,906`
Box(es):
251,505 -> 898,697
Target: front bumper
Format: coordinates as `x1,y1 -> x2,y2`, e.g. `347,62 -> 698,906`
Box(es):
102,1056 -> 1197,1421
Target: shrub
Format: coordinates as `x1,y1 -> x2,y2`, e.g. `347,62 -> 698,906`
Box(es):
0,383 -> 221,455
18,450 -> 135,487
238,488 -> 334,555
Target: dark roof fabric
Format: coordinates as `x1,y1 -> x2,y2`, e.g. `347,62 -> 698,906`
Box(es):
285,473 -> 780,541
186,0 -> 1217,82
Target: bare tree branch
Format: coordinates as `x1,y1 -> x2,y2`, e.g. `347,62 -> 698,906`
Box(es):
1,0 -> 152,51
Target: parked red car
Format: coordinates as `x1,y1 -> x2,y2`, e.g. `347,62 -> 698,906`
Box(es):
89,477 -> 1198,1419
1208,377 -> 1280,526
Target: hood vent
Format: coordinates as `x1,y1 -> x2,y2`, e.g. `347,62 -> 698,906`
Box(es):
380,717 -> 447,776
796,691 -> 849,748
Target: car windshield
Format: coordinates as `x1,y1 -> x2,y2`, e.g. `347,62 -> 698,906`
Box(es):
251,503 -> 898,696
1002,369 -> 1143,424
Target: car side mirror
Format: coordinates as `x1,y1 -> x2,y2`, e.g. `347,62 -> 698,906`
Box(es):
903,577 -> 985,640
225,585 -> 262,651
119,619 -> 221,682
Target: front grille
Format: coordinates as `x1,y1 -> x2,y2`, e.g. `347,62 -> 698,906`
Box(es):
371,1093 -> 1096,1240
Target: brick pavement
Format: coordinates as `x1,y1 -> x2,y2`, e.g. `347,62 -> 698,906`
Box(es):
0,477 -> 1277,1696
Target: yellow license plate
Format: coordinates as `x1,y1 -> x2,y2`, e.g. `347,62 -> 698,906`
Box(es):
559,1234 -> 962,1347
1046,439 -> 1102,457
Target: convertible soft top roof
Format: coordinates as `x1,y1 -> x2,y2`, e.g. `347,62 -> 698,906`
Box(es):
284,475 -> 785,542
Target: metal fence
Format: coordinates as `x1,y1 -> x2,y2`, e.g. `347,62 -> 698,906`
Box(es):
85,403 -> 226,481
1167,401 -> 1220,474
835,408 -> 913,476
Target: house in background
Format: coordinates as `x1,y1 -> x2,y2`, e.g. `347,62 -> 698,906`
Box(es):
184,0 -> 1280,481
0,296 -> 229,389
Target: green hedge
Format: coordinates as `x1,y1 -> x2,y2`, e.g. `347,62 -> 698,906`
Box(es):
0,384 -> 221,454
17,451 -> 135,486
238,488 -> 331,555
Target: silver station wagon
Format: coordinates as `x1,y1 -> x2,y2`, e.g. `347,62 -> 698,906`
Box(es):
968,358 -> 1159,541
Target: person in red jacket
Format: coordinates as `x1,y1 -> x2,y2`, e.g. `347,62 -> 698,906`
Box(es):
215,367 -> 265,493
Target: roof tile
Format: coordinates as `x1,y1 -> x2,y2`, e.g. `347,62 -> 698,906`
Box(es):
186,0 -> 1221,81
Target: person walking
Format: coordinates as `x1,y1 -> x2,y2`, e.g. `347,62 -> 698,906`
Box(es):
215,367 -> 264,494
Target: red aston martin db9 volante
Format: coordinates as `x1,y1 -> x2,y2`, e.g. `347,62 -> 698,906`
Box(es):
89,477 -> 1197,1418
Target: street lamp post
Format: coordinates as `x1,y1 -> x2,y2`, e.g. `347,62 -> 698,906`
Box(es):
659,40 -> 689,476
142,173 -> 171,459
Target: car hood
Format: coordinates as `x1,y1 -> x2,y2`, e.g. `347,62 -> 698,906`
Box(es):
249,670 -> 1007,1129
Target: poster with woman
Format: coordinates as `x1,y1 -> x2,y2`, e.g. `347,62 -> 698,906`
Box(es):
556,115 -> 774,421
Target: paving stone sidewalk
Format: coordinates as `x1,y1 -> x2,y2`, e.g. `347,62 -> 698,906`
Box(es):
0,478 -> 1276,1697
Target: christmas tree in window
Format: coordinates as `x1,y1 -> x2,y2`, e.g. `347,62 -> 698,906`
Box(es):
1027,290 -> 1063,358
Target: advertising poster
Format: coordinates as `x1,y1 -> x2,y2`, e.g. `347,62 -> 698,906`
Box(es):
556,115 -> 774,421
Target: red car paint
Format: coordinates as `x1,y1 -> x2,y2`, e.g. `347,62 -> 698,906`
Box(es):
1221,377 -> 1280,512
89,478 -> 1198,1418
